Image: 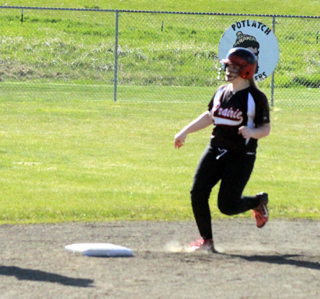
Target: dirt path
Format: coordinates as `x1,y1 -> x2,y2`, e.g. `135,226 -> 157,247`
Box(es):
0,220 -> 320,298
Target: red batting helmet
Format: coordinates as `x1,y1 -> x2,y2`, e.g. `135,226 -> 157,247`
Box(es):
221,47 -> 257,80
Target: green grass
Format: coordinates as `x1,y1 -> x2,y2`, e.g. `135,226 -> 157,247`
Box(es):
0,83 -> 319,223
5,0 -> 320,16
1,2 -> 319,90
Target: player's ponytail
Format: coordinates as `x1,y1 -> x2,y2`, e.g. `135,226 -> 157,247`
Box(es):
248,78 -> 258,89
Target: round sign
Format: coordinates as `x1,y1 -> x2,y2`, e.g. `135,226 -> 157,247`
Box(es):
218,20 -> 279,82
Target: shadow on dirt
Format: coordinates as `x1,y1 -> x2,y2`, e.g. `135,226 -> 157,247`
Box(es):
225,254 -> 320,270
0,266 -> 94,287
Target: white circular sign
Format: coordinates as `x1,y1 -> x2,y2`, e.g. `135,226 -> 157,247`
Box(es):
218,20 -> 279,81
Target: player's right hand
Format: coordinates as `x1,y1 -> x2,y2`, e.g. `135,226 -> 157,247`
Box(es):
174,132 -> 187,149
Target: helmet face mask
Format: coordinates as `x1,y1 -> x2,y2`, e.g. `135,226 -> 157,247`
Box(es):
221,47 -> 257,80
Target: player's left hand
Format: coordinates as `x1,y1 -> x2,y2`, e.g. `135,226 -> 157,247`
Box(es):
238,126 -> 253,139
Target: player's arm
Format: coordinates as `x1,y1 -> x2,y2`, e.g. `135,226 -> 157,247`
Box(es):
174,111 -> 213,148
238,123 -> 271,139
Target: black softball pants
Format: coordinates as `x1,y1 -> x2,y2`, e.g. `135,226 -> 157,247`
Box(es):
190,145 -> 260,240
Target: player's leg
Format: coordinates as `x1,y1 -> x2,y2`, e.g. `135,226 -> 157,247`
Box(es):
217,153 -> 260,215
190,146 -> 222,251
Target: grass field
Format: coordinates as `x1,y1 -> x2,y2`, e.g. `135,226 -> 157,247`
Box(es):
0,83 -> 319,223
0,1 -> 319,224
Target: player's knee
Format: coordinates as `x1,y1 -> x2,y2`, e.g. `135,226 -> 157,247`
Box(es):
218,201 -> 237,216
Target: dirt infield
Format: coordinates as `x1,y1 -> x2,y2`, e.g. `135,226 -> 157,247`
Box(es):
0,220 -> 320,299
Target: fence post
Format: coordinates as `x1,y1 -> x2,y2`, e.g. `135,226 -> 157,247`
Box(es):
271,16 -> 276,107
114,11 -> 119,102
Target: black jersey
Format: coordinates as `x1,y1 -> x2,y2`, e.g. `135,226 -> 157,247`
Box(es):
208,84 -> 270,154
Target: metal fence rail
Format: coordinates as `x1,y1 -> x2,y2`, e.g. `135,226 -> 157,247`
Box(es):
1,6 -> 319,107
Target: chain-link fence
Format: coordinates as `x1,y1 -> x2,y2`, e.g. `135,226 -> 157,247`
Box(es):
1,6 -> 319,107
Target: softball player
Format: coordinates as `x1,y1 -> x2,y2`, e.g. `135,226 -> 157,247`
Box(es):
174,48 -> 270,253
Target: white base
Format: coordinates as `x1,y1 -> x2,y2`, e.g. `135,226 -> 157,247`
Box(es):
65,243 -> 133,257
